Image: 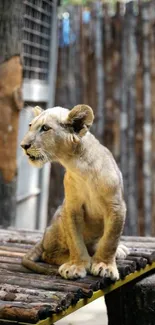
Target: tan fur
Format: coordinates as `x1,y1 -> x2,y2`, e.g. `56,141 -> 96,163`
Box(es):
21,104 -> 128,280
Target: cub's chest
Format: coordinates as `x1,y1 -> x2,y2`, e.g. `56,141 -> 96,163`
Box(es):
80,185 -> 105,220
69,173 -> 105,218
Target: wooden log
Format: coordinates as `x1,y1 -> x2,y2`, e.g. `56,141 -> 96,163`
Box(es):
0,258 -> 59,274
0,257 -> 100,291
121,241 -> 155,249
75,275 -> 101,291
0,267 -> 93,299
0,236 -> 40,245
0,262 -> 32,274
126,256 -> 147,269
0,230 -> 42,245
0,283 -> 73,302
0,272 -> 91,301
0,246 -> 28,253
121,236 -> 155,242
128,248 -> 155,254
0,228 -> 42,235
0,242 -> 33,250
0,290 -> 69,305
6,227 -> 43,234
117,265 -> 131,279
0,259 -> 103,291
117,260 -> 137,273
0,256 -> 22,264
0,250 -> 24,258
0,284 -> 74,312
128,251 -> 155,264
0,301 -> 61,323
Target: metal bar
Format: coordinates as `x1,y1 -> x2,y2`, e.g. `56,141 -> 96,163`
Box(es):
23,40 -> 49,51
24,53 -> 49,63
43,0 -> 55,7
24,14 -> 51,28
24,1 -> 51,16
17,188 -> 40,203
23,27 -> 50,40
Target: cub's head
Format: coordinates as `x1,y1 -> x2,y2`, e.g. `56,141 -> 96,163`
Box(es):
21,104 -> 94,167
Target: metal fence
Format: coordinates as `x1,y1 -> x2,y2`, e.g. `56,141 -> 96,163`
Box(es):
16,0 -> 59,230
23,0 -> 53,81
48,1 -> 155,236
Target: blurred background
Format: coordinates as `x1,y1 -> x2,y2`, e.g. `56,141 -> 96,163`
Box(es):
0,0 -> 155,238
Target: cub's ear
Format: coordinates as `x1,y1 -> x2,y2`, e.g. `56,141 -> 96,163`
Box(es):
67,104 -> 94,136
33,106 -> 44,117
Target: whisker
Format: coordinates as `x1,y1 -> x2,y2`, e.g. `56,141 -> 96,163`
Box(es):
43,148 -> 60,162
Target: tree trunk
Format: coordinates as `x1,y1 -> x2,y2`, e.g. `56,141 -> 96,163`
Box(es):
0,0 -> 23,227
120,9 -> 129,234
126,1 -> 138,235
93,1 -> 105,144
142,2 -> 152,236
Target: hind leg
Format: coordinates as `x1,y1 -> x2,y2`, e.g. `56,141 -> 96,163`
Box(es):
42,249 -> 69,265
42,215 -> 69,266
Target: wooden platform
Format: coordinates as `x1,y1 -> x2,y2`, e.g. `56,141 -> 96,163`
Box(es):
0,229 -> 155,325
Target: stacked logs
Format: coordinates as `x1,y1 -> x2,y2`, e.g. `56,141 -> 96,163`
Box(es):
0,229 -> 155,323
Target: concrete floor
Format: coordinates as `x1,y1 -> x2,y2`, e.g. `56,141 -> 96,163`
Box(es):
56,297 -> 108,325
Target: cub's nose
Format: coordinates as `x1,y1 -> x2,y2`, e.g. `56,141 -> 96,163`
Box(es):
21,143 -> 31,150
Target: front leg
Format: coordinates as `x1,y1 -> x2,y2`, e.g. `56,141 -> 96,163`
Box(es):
91,199 -> 126,281
59,207 -> 91,279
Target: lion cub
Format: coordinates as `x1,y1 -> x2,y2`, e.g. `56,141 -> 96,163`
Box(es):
21,104 -> 128,280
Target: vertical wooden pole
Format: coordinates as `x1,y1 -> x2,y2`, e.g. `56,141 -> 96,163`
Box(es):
93,1 -> 104,144
126,1 -> 138,235
150,1 -> 155,236
136,2 -> 145,235
112,2 -> 123,167
120,6 -> 129,235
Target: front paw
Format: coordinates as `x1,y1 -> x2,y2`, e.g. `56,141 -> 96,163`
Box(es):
90,260 -> 119,281
59,261 -> 90,279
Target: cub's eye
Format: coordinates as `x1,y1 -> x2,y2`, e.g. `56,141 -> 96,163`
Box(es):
29,123 -> 32,128
40,124 -> 51,132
